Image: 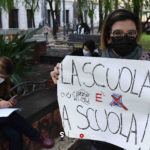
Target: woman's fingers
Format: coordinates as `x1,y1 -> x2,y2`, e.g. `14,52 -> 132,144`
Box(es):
50,71 -> 57,84
0,101 -> 12,108
50,63 -> 60,85
8,95 -> 17,106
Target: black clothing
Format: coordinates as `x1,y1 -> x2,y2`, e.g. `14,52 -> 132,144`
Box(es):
71,49 -> 84,56
0,112 -> 40,150
71,49 -> 99,57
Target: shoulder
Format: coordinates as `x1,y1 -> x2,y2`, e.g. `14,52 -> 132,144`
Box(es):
71,49 -> 83,56
92,49 -> 101,57
139,51 -> 150,60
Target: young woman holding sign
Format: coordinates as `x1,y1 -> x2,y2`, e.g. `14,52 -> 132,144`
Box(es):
50,9 -> 150,150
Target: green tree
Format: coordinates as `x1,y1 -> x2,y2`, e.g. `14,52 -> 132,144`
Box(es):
0,0 -> 15,11
87,0 -> 97,34
24,0 -> 40,28
132,0 -> 143,18
0,34 -> 36,85
114,0 -> 119,10
46,0 -> 61,39
77,0 -> 87,24
122,0 -> 133,11
98,0 -> 114,32
103,0 -> 112,20
77,0 -> 98,33
122,0 -> 144,19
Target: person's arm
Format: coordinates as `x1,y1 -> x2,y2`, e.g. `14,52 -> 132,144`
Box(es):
50,63 -> 60,85
8,95 -> 18,106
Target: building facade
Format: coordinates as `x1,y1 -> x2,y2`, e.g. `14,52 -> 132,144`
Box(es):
0,0 -> 99,30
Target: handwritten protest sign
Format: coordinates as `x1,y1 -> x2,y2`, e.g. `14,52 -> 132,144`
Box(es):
57,56 -> 150,150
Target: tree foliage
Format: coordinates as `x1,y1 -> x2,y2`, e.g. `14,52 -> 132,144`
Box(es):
24,0 -> 40,28
46,0 -> 61,38
0,0 -> 15,11
121,0 -> 148,19
24,0 -> 39,13
87,0 -> 97,33
77,0 -> 87,23
0,34 -> 36,85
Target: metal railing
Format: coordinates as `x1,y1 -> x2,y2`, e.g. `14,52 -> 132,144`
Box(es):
10,80 -> 49,98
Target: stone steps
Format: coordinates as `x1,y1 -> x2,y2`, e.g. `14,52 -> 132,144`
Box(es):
40,46 -> 73,64
42,137 -> 77,150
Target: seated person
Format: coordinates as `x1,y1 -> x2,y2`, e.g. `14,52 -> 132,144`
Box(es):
81,23 -> 90,34
0,56 -> 54,150
71,39 -> 100,57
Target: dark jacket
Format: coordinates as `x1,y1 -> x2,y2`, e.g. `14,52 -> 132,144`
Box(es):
71,48 -> 99,57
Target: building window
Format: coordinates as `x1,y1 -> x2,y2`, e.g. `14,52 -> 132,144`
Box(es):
47,10 -> 51,27
9,9 -> 18,28
27,9 -> 34,28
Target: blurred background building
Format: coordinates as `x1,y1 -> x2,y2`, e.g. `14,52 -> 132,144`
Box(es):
0,0 -> 99,30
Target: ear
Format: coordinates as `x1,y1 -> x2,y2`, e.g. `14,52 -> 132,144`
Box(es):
107,38 -> 112,44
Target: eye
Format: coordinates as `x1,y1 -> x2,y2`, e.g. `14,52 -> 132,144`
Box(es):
127,30 -> 137,37
112,30 -> 124,37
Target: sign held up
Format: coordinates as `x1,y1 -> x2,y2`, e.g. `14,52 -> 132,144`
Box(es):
57,56 -> 150,150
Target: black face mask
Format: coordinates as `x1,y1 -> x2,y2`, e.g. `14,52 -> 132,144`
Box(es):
110,36 -> 137,57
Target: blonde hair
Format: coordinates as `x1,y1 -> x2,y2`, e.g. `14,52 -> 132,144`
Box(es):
0,56 -> 14,99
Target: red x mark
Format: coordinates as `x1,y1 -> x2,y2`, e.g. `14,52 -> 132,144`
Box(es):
111,95 -> 128,111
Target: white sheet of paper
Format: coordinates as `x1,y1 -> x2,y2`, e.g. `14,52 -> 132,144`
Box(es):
57,56 -> 150,150
0,108 -> 21,117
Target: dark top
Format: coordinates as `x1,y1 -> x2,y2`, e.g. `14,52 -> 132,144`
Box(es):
71,49 -> 84,56
71,48 -> 99,57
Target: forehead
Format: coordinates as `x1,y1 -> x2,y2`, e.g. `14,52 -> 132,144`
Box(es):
111,19 -> 136,31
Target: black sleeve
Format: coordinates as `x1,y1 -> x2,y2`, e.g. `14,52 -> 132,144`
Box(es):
70,49 -> 83,56
92,52 -> 100,57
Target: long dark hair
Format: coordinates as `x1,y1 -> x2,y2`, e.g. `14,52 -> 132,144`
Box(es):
0,56 -> 14,99
101,9 -> 142,50
83,39 -> 96,53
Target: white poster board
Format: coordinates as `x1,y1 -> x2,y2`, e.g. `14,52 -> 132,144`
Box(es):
57,56 -> 150,150
0,108 -> 21,117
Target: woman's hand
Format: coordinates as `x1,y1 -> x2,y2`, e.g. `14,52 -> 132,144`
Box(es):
8,95 -> 18,106
50,63 -> 60,85
0,100 -> 12,108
